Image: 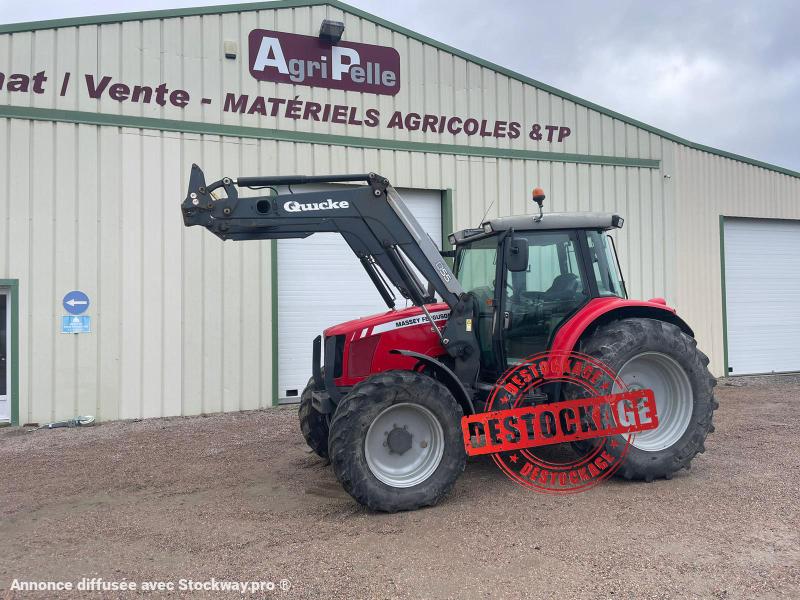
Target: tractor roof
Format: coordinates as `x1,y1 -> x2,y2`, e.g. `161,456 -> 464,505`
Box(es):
450,212 -> 623,245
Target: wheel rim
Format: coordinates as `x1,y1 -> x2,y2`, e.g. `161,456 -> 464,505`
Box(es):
615,352 -> 693,452
364,403 -> 445,488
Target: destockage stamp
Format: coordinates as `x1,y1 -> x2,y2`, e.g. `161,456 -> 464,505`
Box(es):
461,351 -> 659,494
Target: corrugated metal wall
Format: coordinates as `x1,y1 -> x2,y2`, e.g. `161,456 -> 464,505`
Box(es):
0,4 -> 661,162
672,146 -> 800,375
0,3 -> 797,422
0,121 -> 273,423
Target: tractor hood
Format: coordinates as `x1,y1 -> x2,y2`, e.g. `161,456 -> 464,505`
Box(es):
324,303 -> 450,339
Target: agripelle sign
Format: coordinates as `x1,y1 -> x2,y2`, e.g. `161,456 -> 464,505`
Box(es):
248,29 -> 401,96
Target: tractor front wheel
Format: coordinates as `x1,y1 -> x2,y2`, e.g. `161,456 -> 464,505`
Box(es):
328,370 -> 466,512
579,318 -> 718,481
299,378 -> 330,459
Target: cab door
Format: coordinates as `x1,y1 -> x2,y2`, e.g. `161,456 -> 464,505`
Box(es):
499,231 -> 590,366
453,235 -> 503,374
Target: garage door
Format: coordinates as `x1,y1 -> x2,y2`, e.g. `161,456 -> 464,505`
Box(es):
724,218 -> 800,374
278,188 -> 443,401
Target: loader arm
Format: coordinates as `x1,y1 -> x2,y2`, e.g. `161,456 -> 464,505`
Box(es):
180,164 -> 480,386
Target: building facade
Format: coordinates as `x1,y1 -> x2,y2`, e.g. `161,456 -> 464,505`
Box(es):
1,0 -> 798,425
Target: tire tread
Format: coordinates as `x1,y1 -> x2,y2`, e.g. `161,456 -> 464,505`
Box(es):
580,318 -> 717,481
298,378 -> 330,459
328,370 -> 465,512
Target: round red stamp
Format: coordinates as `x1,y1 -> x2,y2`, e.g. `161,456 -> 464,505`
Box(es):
461,350 -> 659,494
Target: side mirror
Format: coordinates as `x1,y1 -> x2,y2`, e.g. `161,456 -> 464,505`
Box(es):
505,236 -> 529,272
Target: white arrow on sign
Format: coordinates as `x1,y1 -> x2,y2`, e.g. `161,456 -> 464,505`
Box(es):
66,299 -> 88,307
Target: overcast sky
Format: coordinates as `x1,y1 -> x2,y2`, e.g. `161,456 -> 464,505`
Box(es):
2,0 -> 798,171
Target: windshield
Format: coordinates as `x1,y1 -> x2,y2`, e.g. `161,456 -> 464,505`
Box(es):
586,230 -> 626,297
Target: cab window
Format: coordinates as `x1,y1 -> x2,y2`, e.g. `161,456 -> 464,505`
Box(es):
586,230 -> 626,297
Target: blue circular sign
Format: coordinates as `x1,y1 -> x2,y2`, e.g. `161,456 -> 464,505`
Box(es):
63,290 -> 90,315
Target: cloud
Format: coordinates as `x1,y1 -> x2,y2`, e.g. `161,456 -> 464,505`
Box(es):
550,16 -> 800,169
346,0 -> 800,170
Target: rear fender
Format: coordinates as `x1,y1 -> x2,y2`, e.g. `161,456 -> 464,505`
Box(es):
551,297 -> 694,355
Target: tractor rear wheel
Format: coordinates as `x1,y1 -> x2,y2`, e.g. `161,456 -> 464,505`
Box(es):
579,318 -> 718,481
328,370 -> 466,512
299,378 -> 330,459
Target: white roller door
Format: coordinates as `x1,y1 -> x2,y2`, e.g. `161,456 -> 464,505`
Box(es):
724,218 -> 800,374
278,188 -> 443,401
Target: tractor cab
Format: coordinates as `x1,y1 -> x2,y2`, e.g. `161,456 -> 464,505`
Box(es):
450,200 -> 626,378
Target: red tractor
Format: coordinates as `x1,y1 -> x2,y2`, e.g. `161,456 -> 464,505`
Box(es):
182,168 -> 717,512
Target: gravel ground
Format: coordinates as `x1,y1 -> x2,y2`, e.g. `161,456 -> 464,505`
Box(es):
1,376 -> 799,599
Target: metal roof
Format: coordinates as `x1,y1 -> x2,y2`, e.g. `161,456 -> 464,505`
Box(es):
488,212 -> 621,231
451,212 -> 622,244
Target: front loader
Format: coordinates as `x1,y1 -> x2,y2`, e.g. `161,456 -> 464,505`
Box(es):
181,166 -> 717,512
